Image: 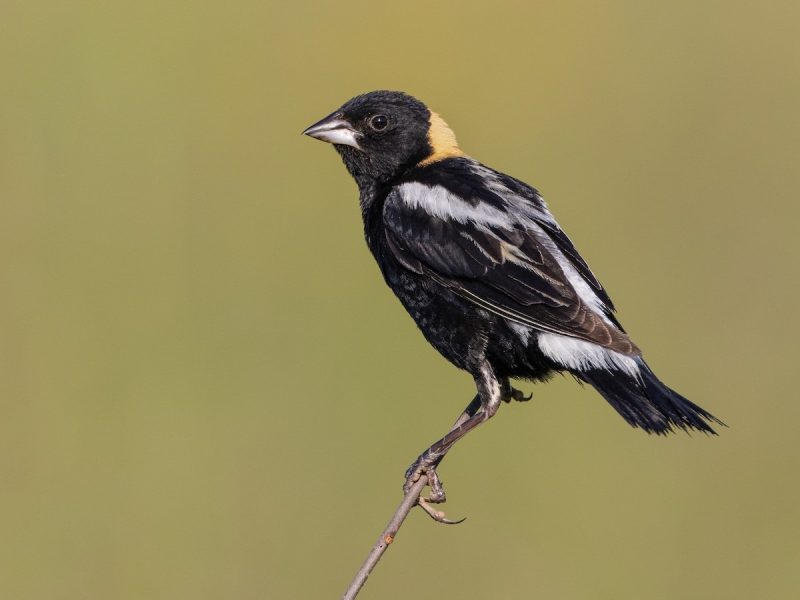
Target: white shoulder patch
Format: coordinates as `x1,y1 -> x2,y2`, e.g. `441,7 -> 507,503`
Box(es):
397,181 -> 514,228
537,332 -> 640,378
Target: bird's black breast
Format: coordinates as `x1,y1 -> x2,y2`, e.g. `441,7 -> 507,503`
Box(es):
361,185 -> 482,371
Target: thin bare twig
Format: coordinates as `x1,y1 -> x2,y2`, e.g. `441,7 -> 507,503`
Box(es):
342,400 -> 480,598
341,476 -> 429,600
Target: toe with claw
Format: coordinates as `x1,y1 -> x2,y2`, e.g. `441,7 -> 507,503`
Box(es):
508,387 -> 532,403
403,458 -> 465,525
418,497 -> 466,524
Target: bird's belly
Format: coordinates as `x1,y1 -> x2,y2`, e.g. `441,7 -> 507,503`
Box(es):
384,268 -> 554,380
386,270 -> 485,371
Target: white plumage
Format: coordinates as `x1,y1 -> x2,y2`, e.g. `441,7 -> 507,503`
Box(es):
537,332 -> 641,378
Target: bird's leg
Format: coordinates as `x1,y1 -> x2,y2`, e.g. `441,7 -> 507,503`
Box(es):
404,365 -> 504,522
448,393 -> 483,429
417,393 -> 481,504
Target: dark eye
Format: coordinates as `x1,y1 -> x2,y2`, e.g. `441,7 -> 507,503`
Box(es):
369,114 -> 389,131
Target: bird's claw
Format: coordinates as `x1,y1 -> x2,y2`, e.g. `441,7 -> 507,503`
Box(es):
404,459 -> 465,525
505,387 -> 532,403
404,458 -> 444,500
418,497 -> 466,524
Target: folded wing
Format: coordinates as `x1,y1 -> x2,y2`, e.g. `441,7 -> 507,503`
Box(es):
383,164 -> 639,355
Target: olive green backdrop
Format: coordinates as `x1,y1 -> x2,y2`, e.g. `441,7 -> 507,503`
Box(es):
1,1 -> 798,598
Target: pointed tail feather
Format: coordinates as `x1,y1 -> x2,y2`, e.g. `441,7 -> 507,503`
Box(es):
577,362 -> 724,435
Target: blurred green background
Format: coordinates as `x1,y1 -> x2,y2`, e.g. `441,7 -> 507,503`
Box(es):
1,1 -> 798,598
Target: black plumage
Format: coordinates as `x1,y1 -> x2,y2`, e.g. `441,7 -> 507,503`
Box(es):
303,91 -> 721,511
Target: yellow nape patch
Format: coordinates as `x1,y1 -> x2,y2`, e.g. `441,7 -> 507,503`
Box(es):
419,111 -> 465,166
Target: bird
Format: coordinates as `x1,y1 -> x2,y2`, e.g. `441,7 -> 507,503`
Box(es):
302,90 -> 722,521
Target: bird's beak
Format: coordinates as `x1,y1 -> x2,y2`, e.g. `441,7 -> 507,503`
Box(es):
302,112 -> 362,150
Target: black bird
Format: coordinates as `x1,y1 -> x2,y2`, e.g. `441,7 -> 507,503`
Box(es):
303,91 -> 721,519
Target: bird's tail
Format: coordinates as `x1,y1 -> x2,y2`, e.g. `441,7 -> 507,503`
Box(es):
576,361 -> 723,435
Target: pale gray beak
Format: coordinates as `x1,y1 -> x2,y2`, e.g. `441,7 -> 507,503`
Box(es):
302,113 -> 362,150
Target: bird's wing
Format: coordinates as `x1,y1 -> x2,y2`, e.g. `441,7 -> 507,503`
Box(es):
383,163 -> 638,354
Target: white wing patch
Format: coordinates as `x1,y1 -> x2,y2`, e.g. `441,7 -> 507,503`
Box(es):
537,332 -> 641,378
397,181 -> 514,228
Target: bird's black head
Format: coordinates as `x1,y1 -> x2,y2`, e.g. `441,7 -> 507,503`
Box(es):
303,91 -> 464,187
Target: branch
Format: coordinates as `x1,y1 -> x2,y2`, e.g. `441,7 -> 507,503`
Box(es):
341,476 -> 429,600
342,398 -> 479,598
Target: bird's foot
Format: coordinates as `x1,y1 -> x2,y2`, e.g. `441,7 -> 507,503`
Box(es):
404,458 -> 465,525
404,458 -> 446,502
503,386 -> 532,403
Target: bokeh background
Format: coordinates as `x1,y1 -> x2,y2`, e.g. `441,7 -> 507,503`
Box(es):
2,1 -> 798,598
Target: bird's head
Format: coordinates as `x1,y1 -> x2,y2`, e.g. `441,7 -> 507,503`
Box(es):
303,90 -> 464,185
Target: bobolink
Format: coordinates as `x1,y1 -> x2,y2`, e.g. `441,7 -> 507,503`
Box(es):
303,91 -> 721,515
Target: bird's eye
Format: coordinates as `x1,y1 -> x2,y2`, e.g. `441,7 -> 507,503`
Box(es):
369,115 -> 389,131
